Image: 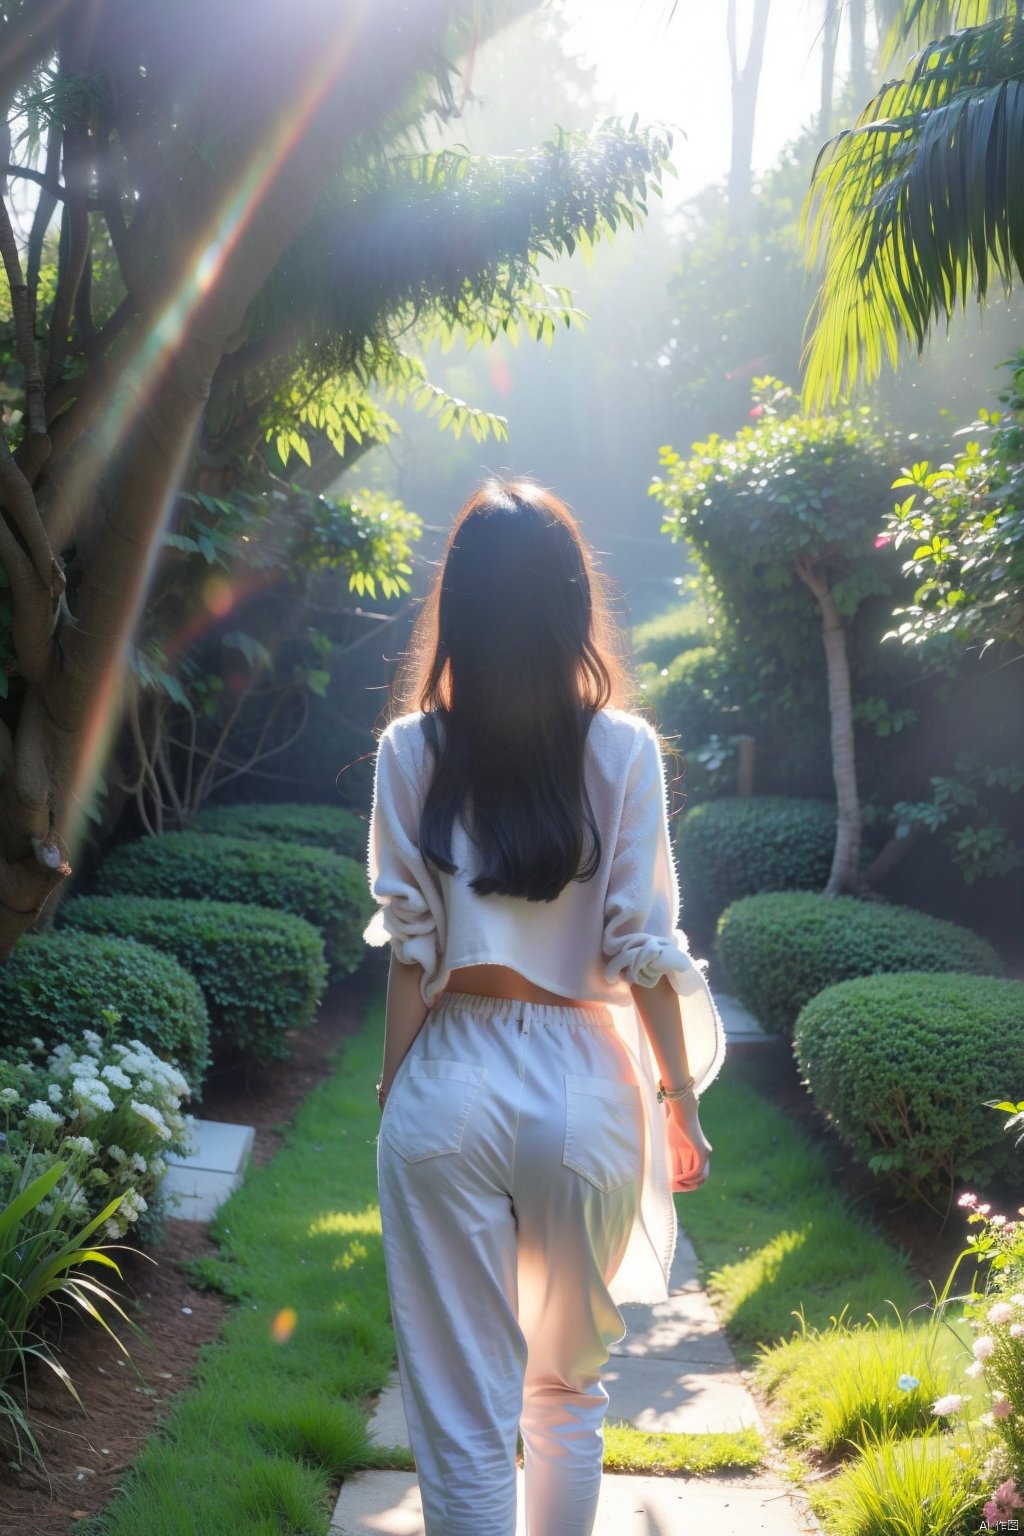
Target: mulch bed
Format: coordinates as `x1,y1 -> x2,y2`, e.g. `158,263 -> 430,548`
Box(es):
0,962 -> 381,1536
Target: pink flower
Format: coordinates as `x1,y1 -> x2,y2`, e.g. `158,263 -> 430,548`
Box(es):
980,1204 -> 992,1216
874,533 -> 892,548
992,1395 -> 1014,1420
748,405 -> 764,419
990,1478 -> 1024,1516
1010,1324 -> 1024,1338
931,1393 -> 964,1416
965,1360 -> 987,1378
974,1336 -> 997,1361
989,1302 -> 1016,1326
959,1192 -> 979,1208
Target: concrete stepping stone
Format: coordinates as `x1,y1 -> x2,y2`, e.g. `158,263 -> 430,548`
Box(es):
330,1468 -> 818,1535
159,1118 -> 255,1221
713,990 -> 768,1041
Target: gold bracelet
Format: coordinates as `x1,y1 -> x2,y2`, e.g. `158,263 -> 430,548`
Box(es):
657,1076 -> 697,1103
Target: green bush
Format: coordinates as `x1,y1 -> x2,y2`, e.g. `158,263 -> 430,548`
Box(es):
716,891 -> 1003,1034
636,645 -> 725,751
59,896 -> 328,1066
192,802 -> 366,862
0,931 -> 210,1091
794,972 -> 1024,1204
632,601 -> 711,670
678,796 -> 839,935
97,832 -> 372,979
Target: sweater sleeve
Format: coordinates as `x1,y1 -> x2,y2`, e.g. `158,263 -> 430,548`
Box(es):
602,720 -> 726,1096
361,728 -> 441,972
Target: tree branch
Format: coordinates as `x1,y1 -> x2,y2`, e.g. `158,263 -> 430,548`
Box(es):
0,187 -> 51,476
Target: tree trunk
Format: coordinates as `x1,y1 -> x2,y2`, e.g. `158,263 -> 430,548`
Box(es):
726,0 -> 773,227
793,553 -> 863,896
0,0 -> 469,960
848,0 -> 870,100
820,1 -> 841,141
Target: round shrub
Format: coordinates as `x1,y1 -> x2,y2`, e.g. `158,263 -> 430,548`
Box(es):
716,891 -> 1004,1034
632,602 -> 711,670
97,832 -> 372,978
678,796 -> 839,934
637,645 -> 725,749
59,895 -> 328,1066
794,972 -> 1024,1204
0,930 -> 211,1091
192,802 -> 366,862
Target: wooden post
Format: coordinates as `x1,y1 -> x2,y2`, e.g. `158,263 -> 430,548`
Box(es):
736,734 -> 755,797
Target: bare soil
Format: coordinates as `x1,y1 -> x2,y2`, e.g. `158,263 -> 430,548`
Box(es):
0,962 -> 380,1536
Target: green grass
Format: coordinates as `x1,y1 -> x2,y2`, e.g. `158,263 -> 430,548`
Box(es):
82,999 -> 401,1536
752,1309 -> 978,1458
674,1053 -> 925,1366
806,1425 -> 987,1536
603,1420 -> 764,1474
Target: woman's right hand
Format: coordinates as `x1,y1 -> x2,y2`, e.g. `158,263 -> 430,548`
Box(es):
664,1100 -> 712,1193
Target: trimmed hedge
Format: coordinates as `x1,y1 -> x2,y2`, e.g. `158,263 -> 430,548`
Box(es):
716,891 -> 1003,1034
192,802 -> 366,862
794,972 -> 1024,1202
59,895 -> 328,1066
97,833 -> 372,978
632,602 -> 711,670
0,930 -> 211,1091
678,796 -> 839,935
637,645 -> 724,750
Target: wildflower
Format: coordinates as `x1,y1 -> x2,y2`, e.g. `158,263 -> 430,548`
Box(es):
931,1393 -> 964,1416
965,1360 -> 987,1378
874,533 -> 892,548
958,1192 -> 979,1208
47,1082 -> 62,1104
974,1335 -> 997,1361
65,1135 -> 96,1156
107,1144 -> 128,1163
984,1478 -> 1024,1524
991,1214 -> 1008,1228
1011,1324 -> 1024,1338
989,1302 -> 1015,1326
992,1395 -> 1014,1420
26,1101 -> 62,1127
130,1100 -> 171,1140
70,1077 -> 115,1114
100,1063 -> 132,1091
897,1374 -> 920,1391
1009,1295 -> 1024,1309
129,1153 -> 147,1174
0,1087 -> 20,1105
979,1203 -> 992,1216
29,1037 -> 44,1053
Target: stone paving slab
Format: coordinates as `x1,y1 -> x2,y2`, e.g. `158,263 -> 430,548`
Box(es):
603,1354 -> 762,1434
158,1117 -> 255,1221
330,1468 -> 817,1535
713,989 -> 767,1040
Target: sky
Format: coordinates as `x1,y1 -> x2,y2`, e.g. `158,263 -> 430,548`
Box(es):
556,0 -> 870,203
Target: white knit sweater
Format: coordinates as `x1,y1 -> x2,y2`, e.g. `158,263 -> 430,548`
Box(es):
363,706 -> 727,1305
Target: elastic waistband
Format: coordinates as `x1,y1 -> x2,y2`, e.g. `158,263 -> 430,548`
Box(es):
429,989 -> 616,1028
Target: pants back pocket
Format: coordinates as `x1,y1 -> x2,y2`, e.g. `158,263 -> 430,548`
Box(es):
383,1057 -> 487,1163
562,1074 -> 643,1194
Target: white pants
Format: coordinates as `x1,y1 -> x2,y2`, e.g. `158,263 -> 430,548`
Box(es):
377,989 -> 645,1536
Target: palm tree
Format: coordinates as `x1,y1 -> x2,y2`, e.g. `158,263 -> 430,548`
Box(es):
802,0 -> 1021,407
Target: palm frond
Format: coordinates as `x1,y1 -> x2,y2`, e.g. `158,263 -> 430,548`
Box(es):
802,16 -> 1024,406
879,0 -> 1015,63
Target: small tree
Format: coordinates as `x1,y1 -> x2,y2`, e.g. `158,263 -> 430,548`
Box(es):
649,378 -> 907,896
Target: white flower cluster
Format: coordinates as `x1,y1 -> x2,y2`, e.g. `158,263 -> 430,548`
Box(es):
10,1028 -> 195,1238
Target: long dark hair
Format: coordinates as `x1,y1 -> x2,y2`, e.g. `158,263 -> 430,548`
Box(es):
387,478 -> 653,902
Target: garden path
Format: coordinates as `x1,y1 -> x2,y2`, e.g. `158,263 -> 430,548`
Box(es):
331,992 -> 824,1535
